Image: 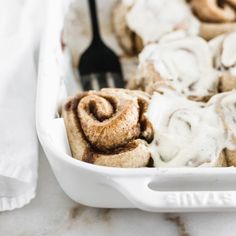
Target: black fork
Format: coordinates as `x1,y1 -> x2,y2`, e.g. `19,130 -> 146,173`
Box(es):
78,0 -> 124,91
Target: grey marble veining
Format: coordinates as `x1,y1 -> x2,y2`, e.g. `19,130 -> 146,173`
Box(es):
0,148 -> 176,236
0,147 -> 236,236
1,1 -> 236,235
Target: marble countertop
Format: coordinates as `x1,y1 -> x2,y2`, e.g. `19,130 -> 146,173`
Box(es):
0,147 -> 235,236
1,1 -> 236,235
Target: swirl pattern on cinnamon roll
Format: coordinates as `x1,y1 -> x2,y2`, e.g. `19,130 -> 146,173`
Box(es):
112,0 -> 200,55
190,0 -> 236,40
146,90 -> 236,167
130,35 -> 218,101
210,31 -> 236,92
62,89 -> 154,168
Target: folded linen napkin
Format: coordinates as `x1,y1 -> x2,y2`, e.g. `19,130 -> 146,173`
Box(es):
0,0 -> 46,211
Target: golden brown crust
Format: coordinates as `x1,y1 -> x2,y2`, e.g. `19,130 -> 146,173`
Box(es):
190,0 -> 236,40
216,150 -> 228,167
219,71 -> 236,92
224,149 -> 236,166
199,22 -> 236,40
191,0 -> 236,23
92,140 -> 152,168
228,0 -> 236,7
62,89 -> 154,168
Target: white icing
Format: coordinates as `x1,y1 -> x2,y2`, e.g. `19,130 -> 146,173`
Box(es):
209,91 -> 236,150
147,90 -> 236,167
159,30 -> 187,43
221,32 -> 236,68
139,36 -> 219,98
124,0 -> 200,44
122,0 -> 135,7
230,67 -> 236,76
210,32 -> 236,75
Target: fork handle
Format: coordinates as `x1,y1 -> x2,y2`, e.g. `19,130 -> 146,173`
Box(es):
88,0 -> 101,41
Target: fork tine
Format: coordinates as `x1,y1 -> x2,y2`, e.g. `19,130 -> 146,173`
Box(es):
91,74 -> 100,90
81,73 -> 125,91
97,73 -> 108,89
81,75 -> 92,91
106,73 -> 116,88
112,73 -> 125,88
78,0 -> 124,90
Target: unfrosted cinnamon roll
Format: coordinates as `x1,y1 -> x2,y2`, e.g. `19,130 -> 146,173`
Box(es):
209,31 -> 236,92
146,90 -> 236,167
62,88 -> 154,168
112,0 -> 200,55
190,0 -> 236,40
129,35 -> 218,101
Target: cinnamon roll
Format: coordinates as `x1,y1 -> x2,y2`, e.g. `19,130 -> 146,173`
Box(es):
129,35 -> 218,101
147,90 -> 236,167
61,88 -> 154,168
209,31 -> 236,92
112,0 -> 200,55
209,91 -> 236,166
190,0 -> 236,40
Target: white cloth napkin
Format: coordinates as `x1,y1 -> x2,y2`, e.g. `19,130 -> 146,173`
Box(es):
0,0 -> 46,211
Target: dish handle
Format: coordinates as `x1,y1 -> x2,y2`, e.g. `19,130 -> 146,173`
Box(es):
112,177 -> 236,212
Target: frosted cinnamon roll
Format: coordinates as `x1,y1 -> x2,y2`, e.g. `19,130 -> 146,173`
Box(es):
129,36 -> 218,101
209,31 -> 236,92
61,88 -> 154,168
209,91 -> 236,166
190,0 -> 236,40
112,0 -> 200,55
146,90 -> 236,167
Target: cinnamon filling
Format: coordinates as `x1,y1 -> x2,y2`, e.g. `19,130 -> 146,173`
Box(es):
65,90 -> 154,165
217,0 -> 225,8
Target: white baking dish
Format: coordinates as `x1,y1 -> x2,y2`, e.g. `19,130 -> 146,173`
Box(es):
36,0 -> 236,212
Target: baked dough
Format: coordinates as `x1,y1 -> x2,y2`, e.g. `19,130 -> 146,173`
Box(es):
210,31 -> 236,92
129,35 -> 218,101
62,88 -> 154,167
191,0 -> 236,39
147,90 -> 236,167
112,0 -> 199,55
